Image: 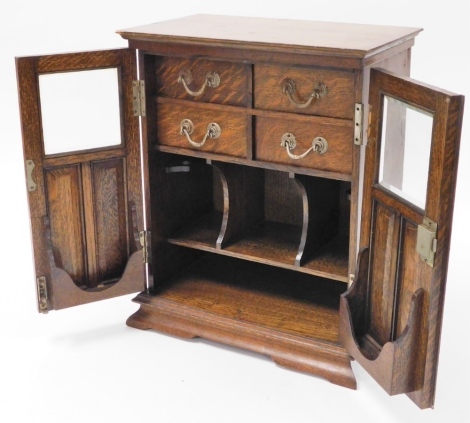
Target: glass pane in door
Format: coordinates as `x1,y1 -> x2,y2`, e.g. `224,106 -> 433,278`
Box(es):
379,95 -> 434,209
39,68 -> 122,155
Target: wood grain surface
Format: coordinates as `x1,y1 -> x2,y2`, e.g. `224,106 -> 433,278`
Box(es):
16,49 -> 145,309
18,15 -> 464,411
156,56 -> 250,106
118,15 -> 421,62
157,102 -> 248,158
367,201 -> 400,346
45,165 -> 85,284
255,64 -> 355,119
340,68 -> 464,409
154,254 -> 345,340
255,115 -> 353,173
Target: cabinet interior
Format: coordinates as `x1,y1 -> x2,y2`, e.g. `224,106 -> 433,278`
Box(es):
146,42 -> 354,342
150,151 -> 351,340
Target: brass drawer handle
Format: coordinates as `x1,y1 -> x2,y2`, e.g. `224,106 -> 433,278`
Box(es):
281,79 -> 328,109
177,70 -> 221,97
280,133 -> 328,159
180,119 -> 222,147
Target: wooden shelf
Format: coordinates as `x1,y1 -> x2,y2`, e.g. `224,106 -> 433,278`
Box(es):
168,211 -> 223,248
155,145 -> 353,182
302,237 -> 349,280
167,221 -> 349,282
155,254 -> 346,342
225,221 -> 302,265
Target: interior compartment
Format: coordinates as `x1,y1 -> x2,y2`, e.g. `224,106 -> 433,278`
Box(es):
155,153 -> 350,282
154,252 -> 347,342
299,179 -> 350,280
152,154 -> 224,249
223,169 -> 350,281
223,169 -> 305,265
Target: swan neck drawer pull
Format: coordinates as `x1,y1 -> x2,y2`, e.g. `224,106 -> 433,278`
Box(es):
281,79 -> 328,109
180,119 -> 222,147
280,133 -> 328,160
177,70 -> 221,97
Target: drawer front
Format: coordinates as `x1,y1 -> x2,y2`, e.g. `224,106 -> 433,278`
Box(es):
254,64 -> 355,119
156,57 -> 250,107
157,103 -> 248,158
255,116 -> 353,174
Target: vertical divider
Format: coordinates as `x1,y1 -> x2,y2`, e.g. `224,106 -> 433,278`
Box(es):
211,161 -> 264,249
294,175 -> 341,266
291,174 -> 309,267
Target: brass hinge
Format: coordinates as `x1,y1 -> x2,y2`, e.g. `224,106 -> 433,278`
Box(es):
354,103 -> 364,146
139,230 -> 150,264
132,80 -> 146,117
416,217 -> 437,267
36,276 -> 48,314
26,159 -> 37,192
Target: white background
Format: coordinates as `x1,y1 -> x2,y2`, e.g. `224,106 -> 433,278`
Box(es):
1,1 -> 469,422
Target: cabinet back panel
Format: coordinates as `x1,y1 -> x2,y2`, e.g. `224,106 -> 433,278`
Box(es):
264,170 -> 303,225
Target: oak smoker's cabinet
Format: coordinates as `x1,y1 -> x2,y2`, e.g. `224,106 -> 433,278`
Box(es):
16,15 -> 464,410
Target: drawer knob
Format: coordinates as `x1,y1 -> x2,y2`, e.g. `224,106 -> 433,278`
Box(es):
280,133 -> 328,159
177,70 -> 221,97
281,79 -> 328,109
180,119 -> 221,147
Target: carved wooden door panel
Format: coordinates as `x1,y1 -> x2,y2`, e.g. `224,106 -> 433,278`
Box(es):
339,68 -> 464,409
17,49 -> 145,312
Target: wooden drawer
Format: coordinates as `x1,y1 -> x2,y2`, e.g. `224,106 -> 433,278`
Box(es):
255,115 -> 353,174
254,64 -> 355,119
156,57 -> 250,107
157,102 -> 248,158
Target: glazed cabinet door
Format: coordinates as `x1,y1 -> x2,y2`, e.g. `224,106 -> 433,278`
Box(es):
16,49 -> 146,312
339,68 -> 464,409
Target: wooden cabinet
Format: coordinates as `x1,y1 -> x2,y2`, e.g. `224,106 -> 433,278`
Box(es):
16,15 -> 464,410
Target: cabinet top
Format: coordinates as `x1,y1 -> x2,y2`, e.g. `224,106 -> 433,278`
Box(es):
118,14 -> 421,61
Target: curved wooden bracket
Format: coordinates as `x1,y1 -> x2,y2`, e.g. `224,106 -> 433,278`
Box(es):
49,250 -> 145,310
339,255 -> 426,395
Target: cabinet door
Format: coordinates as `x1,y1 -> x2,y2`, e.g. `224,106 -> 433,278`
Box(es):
17,49 -> 146,312
339,68 -> 464,409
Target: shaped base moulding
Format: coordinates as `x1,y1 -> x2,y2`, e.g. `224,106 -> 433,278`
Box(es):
127,291 -> 357,390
